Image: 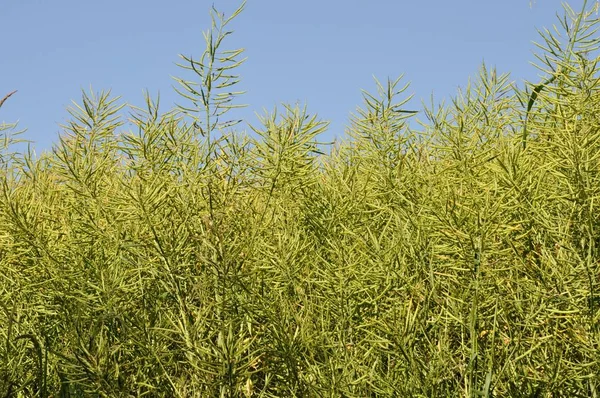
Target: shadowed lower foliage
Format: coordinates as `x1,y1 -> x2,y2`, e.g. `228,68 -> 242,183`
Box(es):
1,1 -> 600,396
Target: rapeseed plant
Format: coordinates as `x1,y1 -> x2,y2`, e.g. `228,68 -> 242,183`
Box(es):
1,0 -> 599,396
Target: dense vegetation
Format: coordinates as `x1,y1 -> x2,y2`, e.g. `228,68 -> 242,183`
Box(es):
1,1 -> 600,396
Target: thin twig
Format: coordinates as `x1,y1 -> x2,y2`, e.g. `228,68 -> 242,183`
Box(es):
0,90 -> 17,109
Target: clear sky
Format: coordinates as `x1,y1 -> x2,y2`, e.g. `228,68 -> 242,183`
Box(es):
0,0 -> 588,155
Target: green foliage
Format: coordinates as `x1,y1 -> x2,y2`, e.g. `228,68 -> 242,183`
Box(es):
1,1 -> 600,396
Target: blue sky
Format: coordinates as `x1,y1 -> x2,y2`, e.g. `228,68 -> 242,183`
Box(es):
0,0 -> 587,155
